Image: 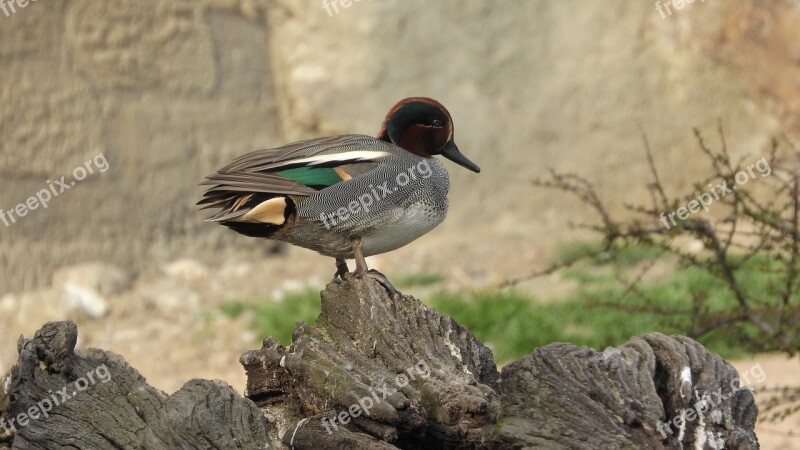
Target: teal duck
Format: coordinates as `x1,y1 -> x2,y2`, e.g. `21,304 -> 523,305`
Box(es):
199,97 -> 480,279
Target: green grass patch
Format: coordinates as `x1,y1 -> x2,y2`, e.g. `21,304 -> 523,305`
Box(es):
555,241 -> 664,267
221,289 -> 321,346
221,243 -> 784,364
425,289 -> 687,364
394,272 -> 446,288
219,285 -> 725,365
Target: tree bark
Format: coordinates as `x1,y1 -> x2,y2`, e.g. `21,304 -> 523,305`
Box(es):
1,276 -> 759,449
0,321 -> 272,449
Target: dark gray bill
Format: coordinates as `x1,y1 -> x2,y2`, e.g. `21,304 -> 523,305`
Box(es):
441,141 -> 481,173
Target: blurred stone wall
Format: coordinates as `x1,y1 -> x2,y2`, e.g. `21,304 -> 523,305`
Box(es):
1,0 -> 798,292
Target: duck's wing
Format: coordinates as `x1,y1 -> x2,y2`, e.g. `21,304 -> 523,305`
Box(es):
215,135 -> 393,173
198,135 -> 392,223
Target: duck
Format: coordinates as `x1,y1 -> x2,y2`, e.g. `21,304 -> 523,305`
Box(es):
198,97 -> 480,281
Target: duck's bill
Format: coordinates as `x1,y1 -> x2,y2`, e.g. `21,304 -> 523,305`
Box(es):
441,142 -> 481,173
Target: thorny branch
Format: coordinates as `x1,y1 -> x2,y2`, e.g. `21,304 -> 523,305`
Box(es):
508,123 -> 800,419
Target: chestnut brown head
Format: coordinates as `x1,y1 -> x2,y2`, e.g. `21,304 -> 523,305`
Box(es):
377,97 -> 480,173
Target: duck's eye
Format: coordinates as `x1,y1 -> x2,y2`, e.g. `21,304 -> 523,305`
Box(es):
431,119 -> 442,127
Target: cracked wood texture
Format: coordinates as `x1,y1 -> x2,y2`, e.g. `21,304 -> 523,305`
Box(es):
2,277 -> 758,449
241,276 -> 759,449
0,321 -> 272,449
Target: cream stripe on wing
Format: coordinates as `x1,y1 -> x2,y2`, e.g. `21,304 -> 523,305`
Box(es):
287,151 -> 390,167
237,197 -> 287,224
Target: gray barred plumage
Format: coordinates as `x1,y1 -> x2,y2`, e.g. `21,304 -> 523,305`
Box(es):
288,150 -> 450,258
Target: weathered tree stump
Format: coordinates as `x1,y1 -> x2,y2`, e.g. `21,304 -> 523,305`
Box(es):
0,321 -> 271,449
242,276 -> 759,449
1,276 -> 759,449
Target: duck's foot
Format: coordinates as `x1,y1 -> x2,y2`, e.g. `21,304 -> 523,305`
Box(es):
334,267 -> 397,295
364,269 -> 399,296
334,241 -> 396,294
331,258 -> 349,284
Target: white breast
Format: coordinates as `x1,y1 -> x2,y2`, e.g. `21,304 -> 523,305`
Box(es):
360,203 -> 446,256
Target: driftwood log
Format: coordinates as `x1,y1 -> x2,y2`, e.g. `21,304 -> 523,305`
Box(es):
1,275 -> 759,449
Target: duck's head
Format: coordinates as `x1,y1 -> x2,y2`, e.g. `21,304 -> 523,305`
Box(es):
377,97 -> 480,173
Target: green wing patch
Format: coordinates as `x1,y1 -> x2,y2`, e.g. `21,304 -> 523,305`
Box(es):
276,167 -> 342,188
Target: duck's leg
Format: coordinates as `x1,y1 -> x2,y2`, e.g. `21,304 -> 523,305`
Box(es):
349,238 -> 398,294
331,258 -> 349,283
351,237 -> 368,277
